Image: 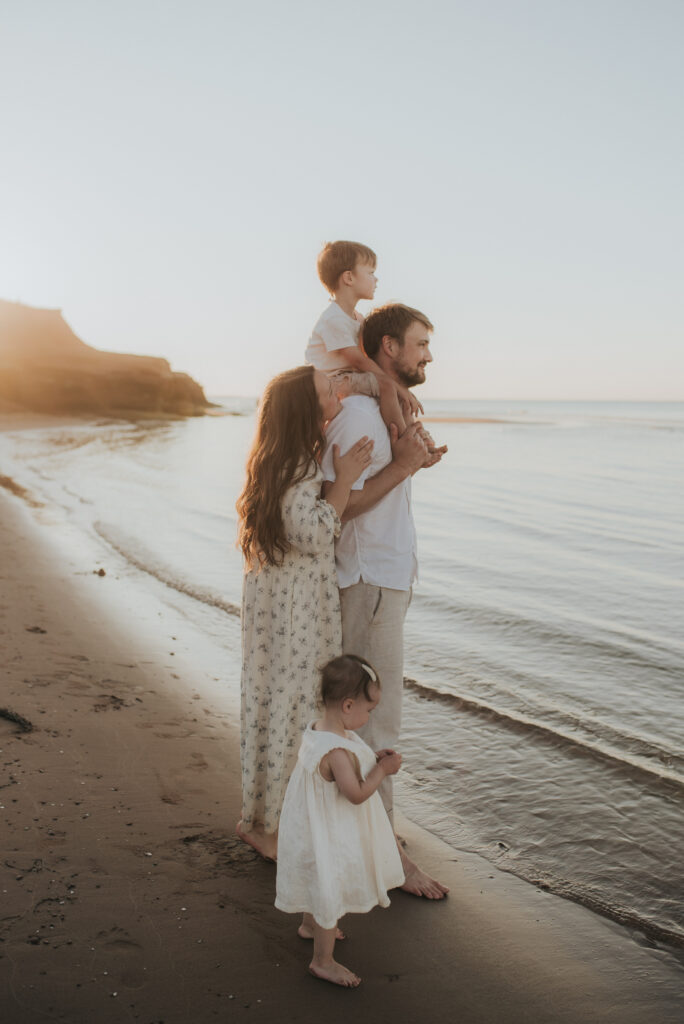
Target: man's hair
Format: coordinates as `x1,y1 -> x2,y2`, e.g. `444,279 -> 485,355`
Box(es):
317,240 -> 376,294
362,303 -> 434,360
319,654 -> 380,706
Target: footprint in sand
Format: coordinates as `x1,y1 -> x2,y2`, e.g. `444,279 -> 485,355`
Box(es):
187,753 -> 209,771
96,926 -> 146,989
97,925 -> 143,951
93,694 -> 128,713
178,832 -> 262,877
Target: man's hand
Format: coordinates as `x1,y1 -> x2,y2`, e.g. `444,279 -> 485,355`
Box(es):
390,422 -> 428,475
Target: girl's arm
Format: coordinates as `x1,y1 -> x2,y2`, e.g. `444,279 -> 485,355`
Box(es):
324,747 -> 402,805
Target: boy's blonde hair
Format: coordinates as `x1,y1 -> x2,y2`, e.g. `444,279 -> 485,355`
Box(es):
317,240 -> 377,294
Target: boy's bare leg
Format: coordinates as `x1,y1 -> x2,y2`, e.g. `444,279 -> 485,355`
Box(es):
397,838 -> 449,899
309,920 -> 360,988
298,912 -> 345,941
235,820 -> 277,861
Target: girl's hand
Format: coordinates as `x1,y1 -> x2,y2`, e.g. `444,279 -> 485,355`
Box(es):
375,748 -> 397,761
332,436 -> 374,486
379,751 -> 402,776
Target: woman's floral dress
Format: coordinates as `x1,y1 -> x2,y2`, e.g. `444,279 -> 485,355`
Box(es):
240,465 -> 342,834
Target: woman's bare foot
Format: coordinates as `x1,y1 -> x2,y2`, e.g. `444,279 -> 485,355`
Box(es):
309,961 -> 360,987
398,844 -> 449,899
235,821 -> 277,862
298,923 -> 345,941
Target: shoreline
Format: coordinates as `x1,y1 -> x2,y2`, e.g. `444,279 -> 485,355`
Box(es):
1,491 -> 683,1020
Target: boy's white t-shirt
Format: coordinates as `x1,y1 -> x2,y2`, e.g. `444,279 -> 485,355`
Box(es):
305,302 -> 362,372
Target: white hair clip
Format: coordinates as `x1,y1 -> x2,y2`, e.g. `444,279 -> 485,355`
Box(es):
360,662 -> 377,682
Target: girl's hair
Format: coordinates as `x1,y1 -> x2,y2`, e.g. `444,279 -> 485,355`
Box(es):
236,365 -> 325,568
319,655 -> 381,706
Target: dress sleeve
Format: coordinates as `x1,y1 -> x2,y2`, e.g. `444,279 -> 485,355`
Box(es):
281,468 -> 341,555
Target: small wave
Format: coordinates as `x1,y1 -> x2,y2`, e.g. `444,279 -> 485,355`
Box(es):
398,775 -> 684,952
412,587 -> 684,664
0,474 -> 44,508
404,677 -> 684,789
94,522 -> 241,617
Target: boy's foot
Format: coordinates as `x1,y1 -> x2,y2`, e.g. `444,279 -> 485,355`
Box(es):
235,821 -> 277,862
298,923 -> 345,941
398,847 -> 449,899
309,960 -> 361,988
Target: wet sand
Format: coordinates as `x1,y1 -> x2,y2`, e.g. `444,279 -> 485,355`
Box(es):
1,485 -> 683,1023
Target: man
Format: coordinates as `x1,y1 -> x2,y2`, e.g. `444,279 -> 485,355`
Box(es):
321,303 -> 449,900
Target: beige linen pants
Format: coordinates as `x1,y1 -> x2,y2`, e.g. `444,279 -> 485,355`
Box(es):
339,581 -> 411,822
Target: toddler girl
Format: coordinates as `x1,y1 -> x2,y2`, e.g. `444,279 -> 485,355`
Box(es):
275,654 -> 405,987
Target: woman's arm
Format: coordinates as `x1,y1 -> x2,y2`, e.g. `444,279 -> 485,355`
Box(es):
322,437 -> 374,519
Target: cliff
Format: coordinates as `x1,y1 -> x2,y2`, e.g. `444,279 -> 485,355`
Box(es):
0,300 -> 210,417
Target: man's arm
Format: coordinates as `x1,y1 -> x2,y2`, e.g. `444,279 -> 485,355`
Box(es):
322,422 -> 427,522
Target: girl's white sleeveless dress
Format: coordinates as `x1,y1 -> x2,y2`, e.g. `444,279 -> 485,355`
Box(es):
275,724 -> 405,929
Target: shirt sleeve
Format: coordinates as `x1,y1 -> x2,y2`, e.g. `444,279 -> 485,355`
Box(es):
281,470 -> 341,554
317,314 -> 359,354
321,405 -> 386,491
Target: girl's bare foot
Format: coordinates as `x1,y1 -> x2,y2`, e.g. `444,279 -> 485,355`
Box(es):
309,960 -> 360,987
235,821 -> 277,862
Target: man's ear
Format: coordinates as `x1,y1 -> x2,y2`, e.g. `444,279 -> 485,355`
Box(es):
381,334 -> 396,357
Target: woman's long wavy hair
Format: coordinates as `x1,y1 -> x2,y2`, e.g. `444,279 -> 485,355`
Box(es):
236,365 -> 326,568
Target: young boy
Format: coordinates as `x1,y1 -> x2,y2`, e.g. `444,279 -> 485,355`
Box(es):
305,241 -> 421,433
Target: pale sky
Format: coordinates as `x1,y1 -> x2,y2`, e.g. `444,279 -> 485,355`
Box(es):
1,0 -> 682,399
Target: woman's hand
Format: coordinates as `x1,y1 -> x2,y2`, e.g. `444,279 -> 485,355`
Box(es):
332,436 -> 374,487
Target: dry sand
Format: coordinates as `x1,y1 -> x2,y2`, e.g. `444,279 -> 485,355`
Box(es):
1,486 -> 683,1024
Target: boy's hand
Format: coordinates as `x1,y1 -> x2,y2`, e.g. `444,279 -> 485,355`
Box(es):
397,385 -> 424,421
415,424 -> 448,468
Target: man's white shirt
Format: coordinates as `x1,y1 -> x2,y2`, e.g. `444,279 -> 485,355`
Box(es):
321,396 -> 418,591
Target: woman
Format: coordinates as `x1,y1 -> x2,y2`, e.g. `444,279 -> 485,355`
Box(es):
235,365 -> 372,861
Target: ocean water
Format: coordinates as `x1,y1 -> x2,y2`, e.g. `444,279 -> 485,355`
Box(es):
2,399 -> 683,950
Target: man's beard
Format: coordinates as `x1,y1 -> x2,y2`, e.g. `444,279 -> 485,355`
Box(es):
396,364 -> 426,387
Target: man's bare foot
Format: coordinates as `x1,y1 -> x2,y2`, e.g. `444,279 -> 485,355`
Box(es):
235,821 -> 277,862
298,923 -> 345,941
309,960 -> 360,987
398,846 -> 449,899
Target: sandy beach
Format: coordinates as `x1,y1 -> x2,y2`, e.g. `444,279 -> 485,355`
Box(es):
1,450 -> 683,1023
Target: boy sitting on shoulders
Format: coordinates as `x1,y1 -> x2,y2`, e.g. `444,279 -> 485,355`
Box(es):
305,240 -> 422,433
